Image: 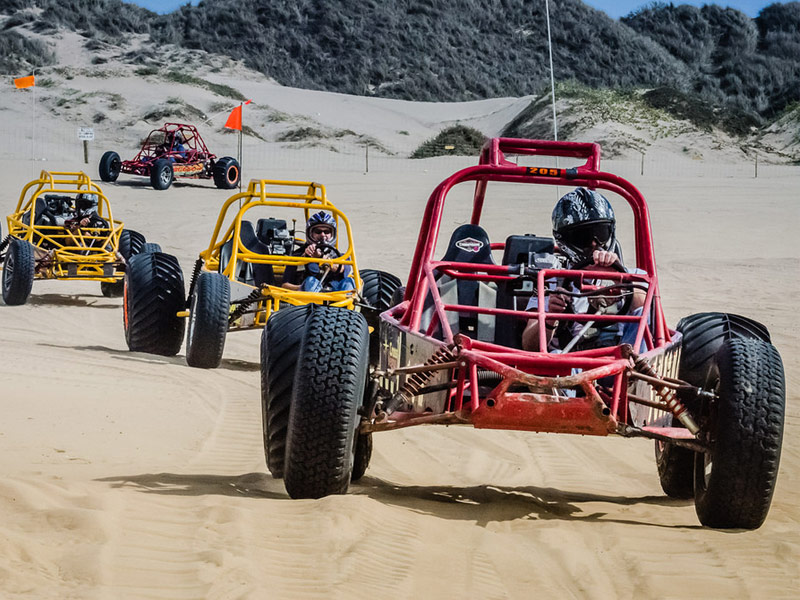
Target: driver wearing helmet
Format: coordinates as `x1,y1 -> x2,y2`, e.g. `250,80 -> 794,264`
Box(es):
522,187 -> 646,352
71,193 -> 108,230
159,130 -> 187,162
282,211 -> 355,292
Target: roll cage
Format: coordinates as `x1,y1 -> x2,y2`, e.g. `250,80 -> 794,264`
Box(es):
192,179 -> 362,327
5,171 -> 123,280
373,139 -> 698,449
122,123 -> 214,176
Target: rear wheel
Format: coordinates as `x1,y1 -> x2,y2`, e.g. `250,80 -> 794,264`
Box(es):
185,272 -> 230,369
150,158 -> 174,190
693,338 -> 784,529
100,280 -> 125,298
141,242 -> 162,254
283,306 -> 370,499
359,269 -> 402,366
213,157 -> 240,189
124,252 -> 185,355
99,151 -> 121,182
118,229 -> 145,261
260,305 -> 314,478
655,312 -> 772,499
2,238 -> 35,305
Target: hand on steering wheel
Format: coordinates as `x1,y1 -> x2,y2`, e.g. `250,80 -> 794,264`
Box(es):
572,250 -> 626,273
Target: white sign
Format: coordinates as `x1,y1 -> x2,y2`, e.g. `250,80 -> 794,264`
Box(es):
77,127 -> 94,141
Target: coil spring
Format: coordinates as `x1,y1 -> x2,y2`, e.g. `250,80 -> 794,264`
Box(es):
185,258 -> 203,308
229,288 -> 264,323
0,235 -> 10,254
631,353 -> 699,434
395,346 -> 456,404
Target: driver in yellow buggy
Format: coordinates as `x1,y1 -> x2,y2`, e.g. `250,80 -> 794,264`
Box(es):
1,171 -> 155,305
282,211 -> 356,293
121,179 -> 401,369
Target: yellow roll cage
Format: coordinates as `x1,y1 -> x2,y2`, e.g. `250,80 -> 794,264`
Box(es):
5,171 -> 124,282
198,179 -> 362,328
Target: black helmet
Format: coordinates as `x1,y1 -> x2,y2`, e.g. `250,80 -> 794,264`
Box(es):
552,187 -> 616,262
75,193 -> 99,215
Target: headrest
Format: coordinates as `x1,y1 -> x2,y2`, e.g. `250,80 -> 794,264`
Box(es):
441,224 -> 494,264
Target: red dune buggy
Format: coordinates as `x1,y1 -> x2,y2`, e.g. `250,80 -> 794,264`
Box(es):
261,138 -> 785,530
99,122 -> 240,191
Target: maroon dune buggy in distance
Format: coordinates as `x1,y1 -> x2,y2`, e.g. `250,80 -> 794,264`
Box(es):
261,138 -> 785,529
99,122 -> 240,191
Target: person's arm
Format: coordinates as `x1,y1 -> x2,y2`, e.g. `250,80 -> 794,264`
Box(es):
593,249 -> 647,311
521,291 -> 568,351
522,318 -> 559,351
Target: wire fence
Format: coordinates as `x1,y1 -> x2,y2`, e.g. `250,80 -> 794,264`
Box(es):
1,118 -> 797,181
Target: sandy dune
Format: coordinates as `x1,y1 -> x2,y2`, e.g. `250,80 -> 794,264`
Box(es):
1,143 -> 798,598
0,31 -> 799,593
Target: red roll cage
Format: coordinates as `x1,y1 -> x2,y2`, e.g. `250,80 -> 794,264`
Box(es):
374,138 -> 690,444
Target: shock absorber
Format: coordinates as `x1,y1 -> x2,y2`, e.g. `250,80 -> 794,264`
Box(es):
626,347 -> 700,435
387,346 -> 456,412
185,258 -> 203,308
228,288 -> 264,323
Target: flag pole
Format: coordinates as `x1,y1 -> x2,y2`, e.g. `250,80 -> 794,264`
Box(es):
238,101 -> 243,193
31,68 -> 37,177
545,0 -> 558,143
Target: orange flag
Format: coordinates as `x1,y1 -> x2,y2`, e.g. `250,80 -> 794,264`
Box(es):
224,100 -> 252,130
14,75 -> 35,89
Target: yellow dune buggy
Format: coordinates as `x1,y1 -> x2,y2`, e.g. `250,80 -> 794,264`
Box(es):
1,171 -> 159,305
122,179 -> 401,370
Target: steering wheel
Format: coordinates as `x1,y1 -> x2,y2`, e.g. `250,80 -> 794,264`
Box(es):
571,252 -> 627,273
311,242 -> 341,259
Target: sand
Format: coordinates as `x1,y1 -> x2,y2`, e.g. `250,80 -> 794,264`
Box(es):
0,46 -> 799,599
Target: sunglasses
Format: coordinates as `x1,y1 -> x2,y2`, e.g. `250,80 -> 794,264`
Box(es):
559,222 -> 613,250
310,226 -> 334,236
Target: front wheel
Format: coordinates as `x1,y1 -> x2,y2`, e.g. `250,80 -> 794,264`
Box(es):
213,157 -> 240,189
150,158 -> 174,190
124,252 -> 185,355
693,337 -> 785,529
260,305 -> 314,479
185,272 -> 230,369
655,312 -> 772,499
99,151 -> 121,182
283,306 -> 370,499
2,238 -> 35,305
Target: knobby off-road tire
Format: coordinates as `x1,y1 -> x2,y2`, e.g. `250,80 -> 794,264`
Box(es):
213,157 -> 240,189
118,229 -> 146,261
260,305 -> 314,479
360,269 -> 402,326
655,312 -> 772,499
105,229 -> 147,298
185,272 -> 230,369
360,269 -> 402,366
150,158 -> 174,190
694,337 -> 784,529
2,238 -> 35,305
99,151 -> 121,182
283,306 -> 370,499
124,252 -> 185,355
141,242 -> 162,254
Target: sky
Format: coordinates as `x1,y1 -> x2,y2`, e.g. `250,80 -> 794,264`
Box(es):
128,0 -> 776,18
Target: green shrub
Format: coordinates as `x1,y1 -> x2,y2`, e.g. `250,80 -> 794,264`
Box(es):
410,125 -> 486,159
